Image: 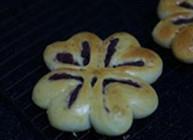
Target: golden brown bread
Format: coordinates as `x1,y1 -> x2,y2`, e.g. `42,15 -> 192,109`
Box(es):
33,32 -> 162,136
172,25 -> 193,63
153,12 -> 193,48
158,0 -> 193,19
154,1 -> 193,63
44,32 -> 103,70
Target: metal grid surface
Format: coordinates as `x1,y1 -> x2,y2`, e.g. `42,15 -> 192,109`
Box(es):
1,0 -> 193,140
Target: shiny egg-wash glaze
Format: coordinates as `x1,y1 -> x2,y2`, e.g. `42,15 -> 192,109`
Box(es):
32,32 -> 163,136
153,0 -> 193,63
158,0 -> 193,19
153,12 -> 193,48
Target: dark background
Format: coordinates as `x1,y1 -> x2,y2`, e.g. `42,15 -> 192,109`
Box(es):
0,0 -> 193,140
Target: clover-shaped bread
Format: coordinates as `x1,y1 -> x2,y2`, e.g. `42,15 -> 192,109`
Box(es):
154,0 -> 193,63
32,32 -> 163,136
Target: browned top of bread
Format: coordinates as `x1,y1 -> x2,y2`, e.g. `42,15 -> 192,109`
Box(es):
158,0 -> 193,19
44,32 -> 163,83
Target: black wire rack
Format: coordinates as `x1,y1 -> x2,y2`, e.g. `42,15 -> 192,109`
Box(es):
1,0 -> 193,140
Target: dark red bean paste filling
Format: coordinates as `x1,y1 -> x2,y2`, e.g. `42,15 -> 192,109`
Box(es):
172,17 -> 193,25
81,41 -> 90,66
101,79 -> 141,112
68,84 -> 83,108
103,78 -> 141,94
103,96 -> 110,113
179,1 -> 193,9
112,60 -> 145,67
104,106 -> 110,112
104,38 -> 119,67
56,52 -> 79,65
49,73 -> 84,108
91,77 -> 97,87
49,73 -> 83,82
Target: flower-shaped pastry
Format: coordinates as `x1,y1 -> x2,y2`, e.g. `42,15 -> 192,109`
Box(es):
32,32 -> 163,136
153,12 -> 193,48
154,0 -> 193,63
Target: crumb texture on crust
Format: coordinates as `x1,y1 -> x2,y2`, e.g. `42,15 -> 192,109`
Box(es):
33,32 -> 162,136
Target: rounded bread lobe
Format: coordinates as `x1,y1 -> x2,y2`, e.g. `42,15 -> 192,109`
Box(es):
32,69 -> 82,109
104,32 -> 163,83
90,73 -> 158,136
102,32 -> 141,68
102,72 -> 159,119
32,69 -> 91,131
158,0 -> 193,19
43,32 -> 103,70
111,47 -> 163,83
172,25 -> 193,63
47,76 -> 91,132
90,76 -> 133,136
153,12 -> 193,48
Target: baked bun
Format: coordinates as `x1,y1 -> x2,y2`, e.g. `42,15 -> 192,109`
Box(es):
153,12 -> 193,63
43,32 -> 103,70
172,25 -> 193,63
33,32 -> 162,136
158,0 -> 193,19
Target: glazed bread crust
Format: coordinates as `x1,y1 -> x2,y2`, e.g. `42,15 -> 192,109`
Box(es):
44,32 -> 163,83
154,1 -> 193,63
172,25 -> 193,63
33,32 -> 162,136
153,12 -> 193,48
158,0 -> 193,19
